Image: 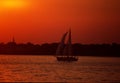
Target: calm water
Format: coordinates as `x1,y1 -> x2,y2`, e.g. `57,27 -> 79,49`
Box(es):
0,55 -> 120,82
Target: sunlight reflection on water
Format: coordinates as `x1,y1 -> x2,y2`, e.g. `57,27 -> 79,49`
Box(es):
0,55 -> 120,82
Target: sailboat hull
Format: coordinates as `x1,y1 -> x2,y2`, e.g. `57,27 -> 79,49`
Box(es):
56,56 -> 78,61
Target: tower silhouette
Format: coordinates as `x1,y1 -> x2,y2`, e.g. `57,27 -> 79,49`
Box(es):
12,37 -> 15,43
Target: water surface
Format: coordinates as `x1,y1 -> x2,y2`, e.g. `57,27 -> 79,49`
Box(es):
0,55 -> 120,82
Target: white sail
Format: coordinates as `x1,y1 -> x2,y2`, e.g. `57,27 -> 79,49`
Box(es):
56,32 -> 68,55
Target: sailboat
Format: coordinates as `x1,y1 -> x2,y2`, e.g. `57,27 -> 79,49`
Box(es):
56,29 -> 78,61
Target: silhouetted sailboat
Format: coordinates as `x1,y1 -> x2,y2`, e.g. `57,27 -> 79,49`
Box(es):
56,29 -> 78,61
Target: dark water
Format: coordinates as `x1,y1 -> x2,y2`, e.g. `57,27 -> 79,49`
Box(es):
0,55 -> 120,82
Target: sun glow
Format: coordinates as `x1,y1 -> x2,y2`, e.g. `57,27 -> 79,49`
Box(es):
0,0 -> 29,9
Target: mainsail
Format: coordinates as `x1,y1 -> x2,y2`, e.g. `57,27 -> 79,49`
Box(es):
63,29 -> 72,56
56,32 -> 68,55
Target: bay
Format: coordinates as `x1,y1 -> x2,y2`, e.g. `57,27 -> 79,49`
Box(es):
0,55 -> 120,82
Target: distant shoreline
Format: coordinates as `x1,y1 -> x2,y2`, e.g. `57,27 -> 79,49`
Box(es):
0,54 -> 120,57
0,42 -> 120,57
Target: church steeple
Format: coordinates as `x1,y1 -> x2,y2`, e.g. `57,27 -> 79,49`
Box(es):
11,37 -> 16,44
12,37 -> 15,43
7,37 -> 16,46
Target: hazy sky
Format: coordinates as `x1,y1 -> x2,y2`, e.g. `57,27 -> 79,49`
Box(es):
0,0 -> 120,44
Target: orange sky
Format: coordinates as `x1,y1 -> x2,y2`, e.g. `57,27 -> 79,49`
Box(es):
0,0 -> 120,44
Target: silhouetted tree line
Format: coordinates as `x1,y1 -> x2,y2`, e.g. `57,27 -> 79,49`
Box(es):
0,41 -> 120,57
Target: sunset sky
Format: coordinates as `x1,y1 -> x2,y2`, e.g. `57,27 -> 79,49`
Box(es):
0,0 -> 120,44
